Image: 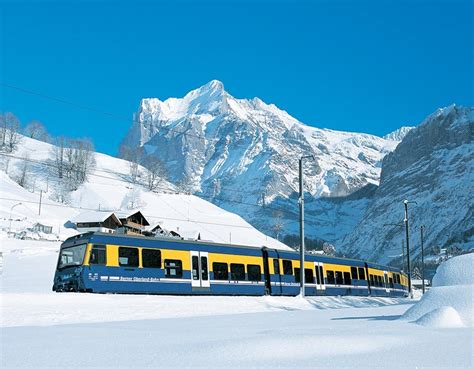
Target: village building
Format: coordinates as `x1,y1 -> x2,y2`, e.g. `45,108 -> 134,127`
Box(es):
30,222 -> 53,234
144,223 -> 168,237
73,211 -> 122,234
115,210 -> 150,236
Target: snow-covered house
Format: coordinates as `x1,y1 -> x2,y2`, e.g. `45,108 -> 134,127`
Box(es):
73,211 -> 122,234
115,210 -> 150,236
30,222 -> 53,234
144,223 -> 167,237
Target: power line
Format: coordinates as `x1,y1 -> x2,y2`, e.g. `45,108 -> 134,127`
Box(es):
1,81 -> 310,198
0,152 -> 335,228
0,195 -> 254,230
1,152 -> 337,231
1,81 -> 206,141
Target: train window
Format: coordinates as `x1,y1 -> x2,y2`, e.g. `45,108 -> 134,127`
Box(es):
396,274 -> 400,284
335,271 -> 343,285
273,259 -> 280,275
118,247 -> 139,267
230,263 -> 246,281
378,276 -> 383,287
294,268 -> 301,283
350,267 -> 358,280
213,262 -> 228,280
201,256 -> 208,281
327,270 -> 335,284
389,277 -> 394,288
320,266 -> 325,284
305,268 -> 314,284
58,244 -> 87,269
142,249 -> 161,268
358,267 -> 366,280
282,260 -> 293,275
90,245 -> 106,265
164,259 -> 183,278
247,265 -> 261,281
370,275 -> 375,286
343,272 -> 351,285
315,266 -> 321,284
192,256 -> 199,280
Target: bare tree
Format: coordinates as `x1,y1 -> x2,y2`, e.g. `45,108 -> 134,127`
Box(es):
50,137 -> 95,190
0,113 -> 6,148
24,120 -> 48,141
16,154 -> 30,188
272,210 -> 284,240
0,112 -> 22,152
51,136 -> 66,179
144,157 -> 167,191
212,178 -> 221,198
119,144 -> 141,183
176,176 -> 194,193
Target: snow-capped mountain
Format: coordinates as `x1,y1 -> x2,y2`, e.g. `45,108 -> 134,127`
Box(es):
341,105 -> 474,264
120,80 -> 400,243
383,126 -> 415,141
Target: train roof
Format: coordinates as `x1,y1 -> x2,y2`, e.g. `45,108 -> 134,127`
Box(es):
61,232 -> 404,274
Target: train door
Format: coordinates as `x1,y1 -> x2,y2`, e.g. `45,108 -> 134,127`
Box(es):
314,262 -> 326,291
190,251 -> 210,288
262,248 -> 272,295
384,271 -> 390,293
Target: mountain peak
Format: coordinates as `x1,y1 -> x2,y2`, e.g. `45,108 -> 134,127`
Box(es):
203,79 -> 224,92
383,126 -> 415,141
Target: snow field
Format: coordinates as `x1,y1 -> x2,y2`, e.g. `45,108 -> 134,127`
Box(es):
1,239 -> 473,368
402,253 -> 474,327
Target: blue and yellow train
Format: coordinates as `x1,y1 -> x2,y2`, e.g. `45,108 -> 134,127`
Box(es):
53,232 -> 409,297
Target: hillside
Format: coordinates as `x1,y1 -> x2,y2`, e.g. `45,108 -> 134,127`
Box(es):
341,105 -> 474,264
0,135 -> 290,250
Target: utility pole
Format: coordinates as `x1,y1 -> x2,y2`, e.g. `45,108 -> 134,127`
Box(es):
404,200 -> 416,298
420,225 -> 425,294
401,239 -> 405,272
38,190 -> 43,216
299,155 -> 314,297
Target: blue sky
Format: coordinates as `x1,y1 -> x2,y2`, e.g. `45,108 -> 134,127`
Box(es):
1,0 -> 472,155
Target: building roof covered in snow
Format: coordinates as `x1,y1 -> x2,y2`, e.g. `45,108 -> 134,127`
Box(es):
73,211 -> 121,225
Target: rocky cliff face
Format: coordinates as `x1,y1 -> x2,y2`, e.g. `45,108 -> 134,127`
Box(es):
120,80 -> 399,244
341,105 -> 474,264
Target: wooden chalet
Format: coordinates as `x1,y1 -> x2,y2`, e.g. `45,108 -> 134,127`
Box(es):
115,210 -> 150,236
74,211 -> 122,234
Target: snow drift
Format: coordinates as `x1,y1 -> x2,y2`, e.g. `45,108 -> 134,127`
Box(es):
402,253 -> 474,327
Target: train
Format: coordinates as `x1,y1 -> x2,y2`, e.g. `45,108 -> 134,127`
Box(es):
52,232 -> 409,297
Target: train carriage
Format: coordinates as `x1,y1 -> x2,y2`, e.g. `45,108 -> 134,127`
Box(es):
53,232 -> 409,298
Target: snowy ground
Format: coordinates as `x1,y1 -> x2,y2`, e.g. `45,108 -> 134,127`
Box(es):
1,239 -> 473,368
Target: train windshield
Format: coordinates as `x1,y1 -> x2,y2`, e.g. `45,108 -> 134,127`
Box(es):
58,244 -> 87,270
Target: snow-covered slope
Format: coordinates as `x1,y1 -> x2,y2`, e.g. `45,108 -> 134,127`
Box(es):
402,253 -> 474,327
341,105 -> 474,263
383,126 -> 415,141
0,135 -> 290,250
120,80 -> 400,243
